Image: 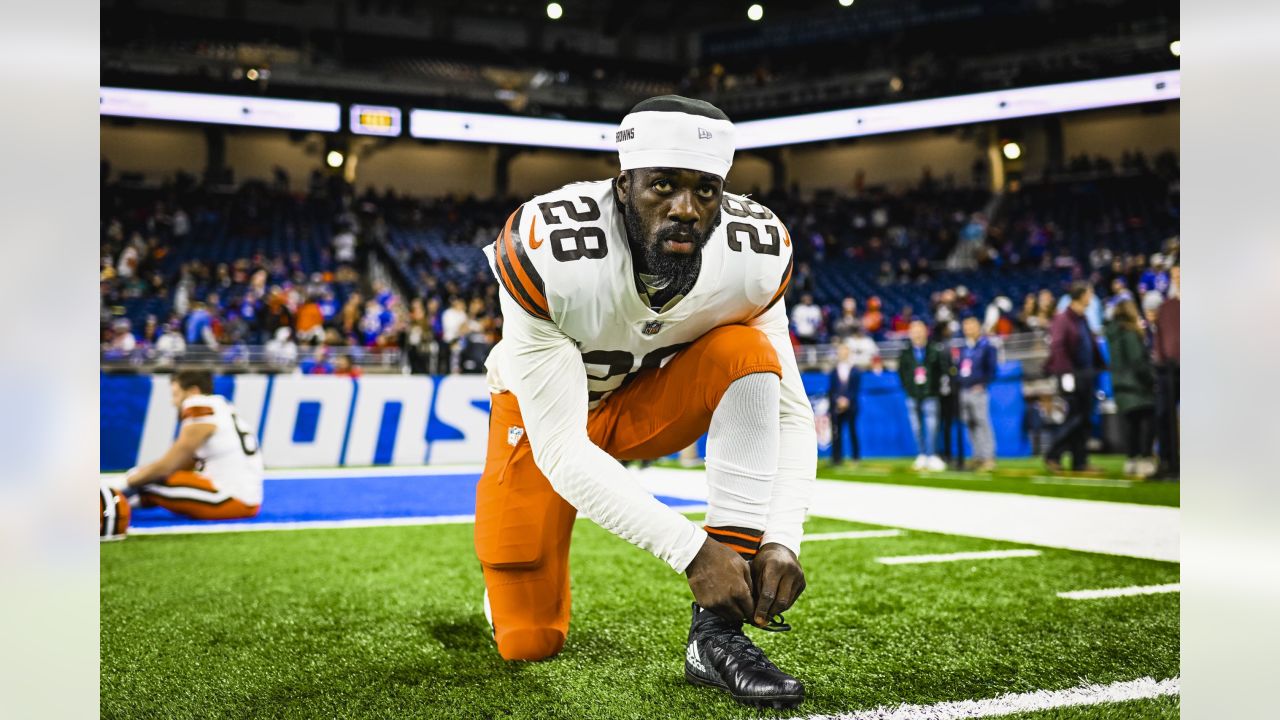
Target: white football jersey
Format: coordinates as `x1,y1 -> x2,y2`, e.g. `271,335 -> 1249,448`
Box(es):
180,394 -> 266,505
483,179 -> 793,407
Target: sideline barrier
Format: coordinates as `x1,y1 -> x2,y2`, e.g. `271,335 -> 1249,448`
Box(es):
101,368 -> 1031,471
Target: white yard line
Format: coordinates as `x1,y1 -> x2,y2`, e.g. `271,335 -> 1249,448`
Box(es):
1057,583 -> 1181,600
632,469 -> 1180,562
877,549 -> 1041,565
806,676 -> 1178,720
128,514 -> 477,535
805,530 -> 904,542
1031,476 -> 1134,488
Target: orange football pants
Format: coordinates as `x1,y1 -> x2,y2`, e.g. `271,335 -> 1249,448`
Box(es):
475,324 -> 781,661
139,471 -> 261,520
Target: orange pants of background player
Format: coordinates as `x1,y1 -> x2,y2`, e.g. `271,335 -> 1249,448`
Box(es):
139,471 -> 260,520
475,324 -> 782,661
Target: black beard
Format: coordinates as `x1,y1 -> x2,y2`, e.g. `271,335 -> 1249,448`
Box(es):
623,195 -> 719,293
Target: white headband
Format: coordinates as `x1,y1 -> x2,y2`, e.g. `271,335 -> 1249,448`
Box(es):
615,110 -> 735,178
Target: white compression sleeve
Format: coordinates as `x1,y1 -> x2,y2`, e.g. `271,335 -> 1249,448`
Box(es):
749,302 -> 817,555
704,372 -> 780,532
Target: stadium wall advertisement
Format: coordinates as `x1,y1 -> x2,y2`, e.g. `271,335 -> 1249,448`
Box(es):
100,368 -> 1030,472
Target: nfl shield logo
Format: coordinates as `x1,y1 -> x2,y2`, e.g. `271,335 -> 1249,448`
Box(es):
643,320 -> 663,335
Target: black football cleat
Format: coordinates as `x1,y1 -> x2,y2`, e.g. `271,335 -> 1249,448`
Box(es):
683,603 -> 805,709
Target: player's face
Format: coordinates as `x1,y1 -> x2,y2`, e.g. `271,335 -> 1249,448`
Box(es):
169,382 -> 185,409
618,167 -> 723,271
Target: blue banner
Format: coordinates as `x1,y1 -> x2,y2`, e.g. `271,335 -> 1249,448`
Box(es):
101,368 -> 1035,471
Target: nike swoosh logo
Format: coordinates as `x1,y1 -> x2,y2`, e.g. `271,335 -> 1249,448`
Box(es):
527,215 -> 542,249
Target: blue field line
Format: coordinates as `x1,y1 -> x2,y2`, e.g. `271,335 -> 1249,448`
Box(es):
130,471 -> 702,529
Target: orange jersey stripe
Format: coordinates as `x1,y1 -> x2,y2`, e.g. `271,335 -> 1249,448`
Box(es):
500,210 -> 550,316
494,243 -> 544,320
705,526 -> 765,543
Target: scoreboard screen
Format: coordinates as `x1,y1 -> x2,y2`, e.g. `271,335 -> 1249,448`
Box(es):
350,105 -> 402,136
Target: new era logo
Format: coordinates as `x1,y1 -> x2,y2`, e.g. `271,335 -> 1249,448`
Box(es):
697,128 -> 713,140
507,426 -> 524,447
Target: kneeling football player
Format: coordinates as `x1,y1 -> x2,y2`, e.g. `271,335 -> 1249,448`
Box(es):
476,95 -> 815,709
121,370 -> 264,520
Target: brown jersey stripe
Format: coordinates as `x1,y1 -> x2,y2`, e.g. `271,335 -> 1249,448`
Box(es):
507,205 -> 548,305
706,526 -> 765,543
180,406 -> 215,420
710,533 -> 764,553
500,207 -> 551,317
494,235 -> 548,320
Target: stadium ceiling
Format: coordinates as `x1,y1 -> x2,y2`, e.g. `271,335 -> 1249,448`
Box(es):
101,70 -> 1180,149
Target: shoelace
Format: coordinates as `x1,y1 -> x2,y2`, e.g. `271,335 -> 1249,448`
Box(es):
704,627 -> 777,672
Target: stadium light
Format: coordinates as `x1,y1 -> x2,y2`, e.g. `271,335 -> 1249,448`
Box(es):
546,2 -> 563,20
747,4 -> 764,21
1170,40 -> 1181,57
1002,141 -> 1022,161
326,150 -> 344,168
839,0 -> 854,6
246,68 -> 260,81
99,87 -> 342,132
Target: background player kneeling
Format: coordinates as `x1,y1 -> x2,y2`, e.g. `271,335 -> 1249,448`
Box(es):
120,370 -> 264,520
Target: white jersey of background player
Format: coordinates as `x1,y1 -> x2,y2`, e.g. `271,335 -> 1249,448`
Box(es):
122,370 -> 264,519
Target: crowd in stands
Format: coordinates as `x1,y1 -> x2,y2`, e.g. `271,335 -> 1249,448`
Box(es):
103,150 -> 1177,384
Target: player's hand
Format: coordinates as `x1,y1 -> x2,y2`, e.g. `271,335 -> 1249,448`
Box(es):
749,543 -> 806,629
685,536 -> 755,625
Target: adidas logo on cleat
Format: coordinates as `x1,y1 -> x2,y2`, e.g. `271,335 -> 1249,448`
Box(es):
686,642 -> 707,674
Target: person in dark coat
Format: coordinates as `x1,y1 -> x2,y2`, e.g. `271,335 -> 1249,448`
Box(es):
1105,299 -> 1156,477
1043,282 -> 1107,472
1153,266 -> 1180,480
828,343 -> 862,465
898,320 -> 950,471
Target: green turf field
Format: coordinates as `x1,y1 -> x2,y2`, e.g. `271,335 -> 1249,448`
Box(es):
101,512 -> 1178,719
656,455 -> 1181,507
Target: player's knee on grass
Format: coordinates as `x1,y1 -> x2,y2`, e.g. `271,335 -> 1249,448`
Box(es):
693,325 -> 781,410
496,626 -> 566,662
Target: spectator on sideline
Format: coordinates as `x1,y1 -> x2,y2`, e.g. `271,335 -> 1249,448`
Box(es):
790,293 -> 824,345
1043,282 -> 1106,473
441,297 -> 469,346
264,327 -> 299,370
295,294 -> 325,344
333,353 -> 362,378
862,296 -> 885,338
827,343 -> 861,467
898,320 -> 948,472
1056,284 -> 1104,332
1153,266 -> 1180,480
958,315 -> 999,471
830,297 -> 861,338
845,324 -> 880,370
153,322 -> 186,366
1105,299 -> 1156,478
